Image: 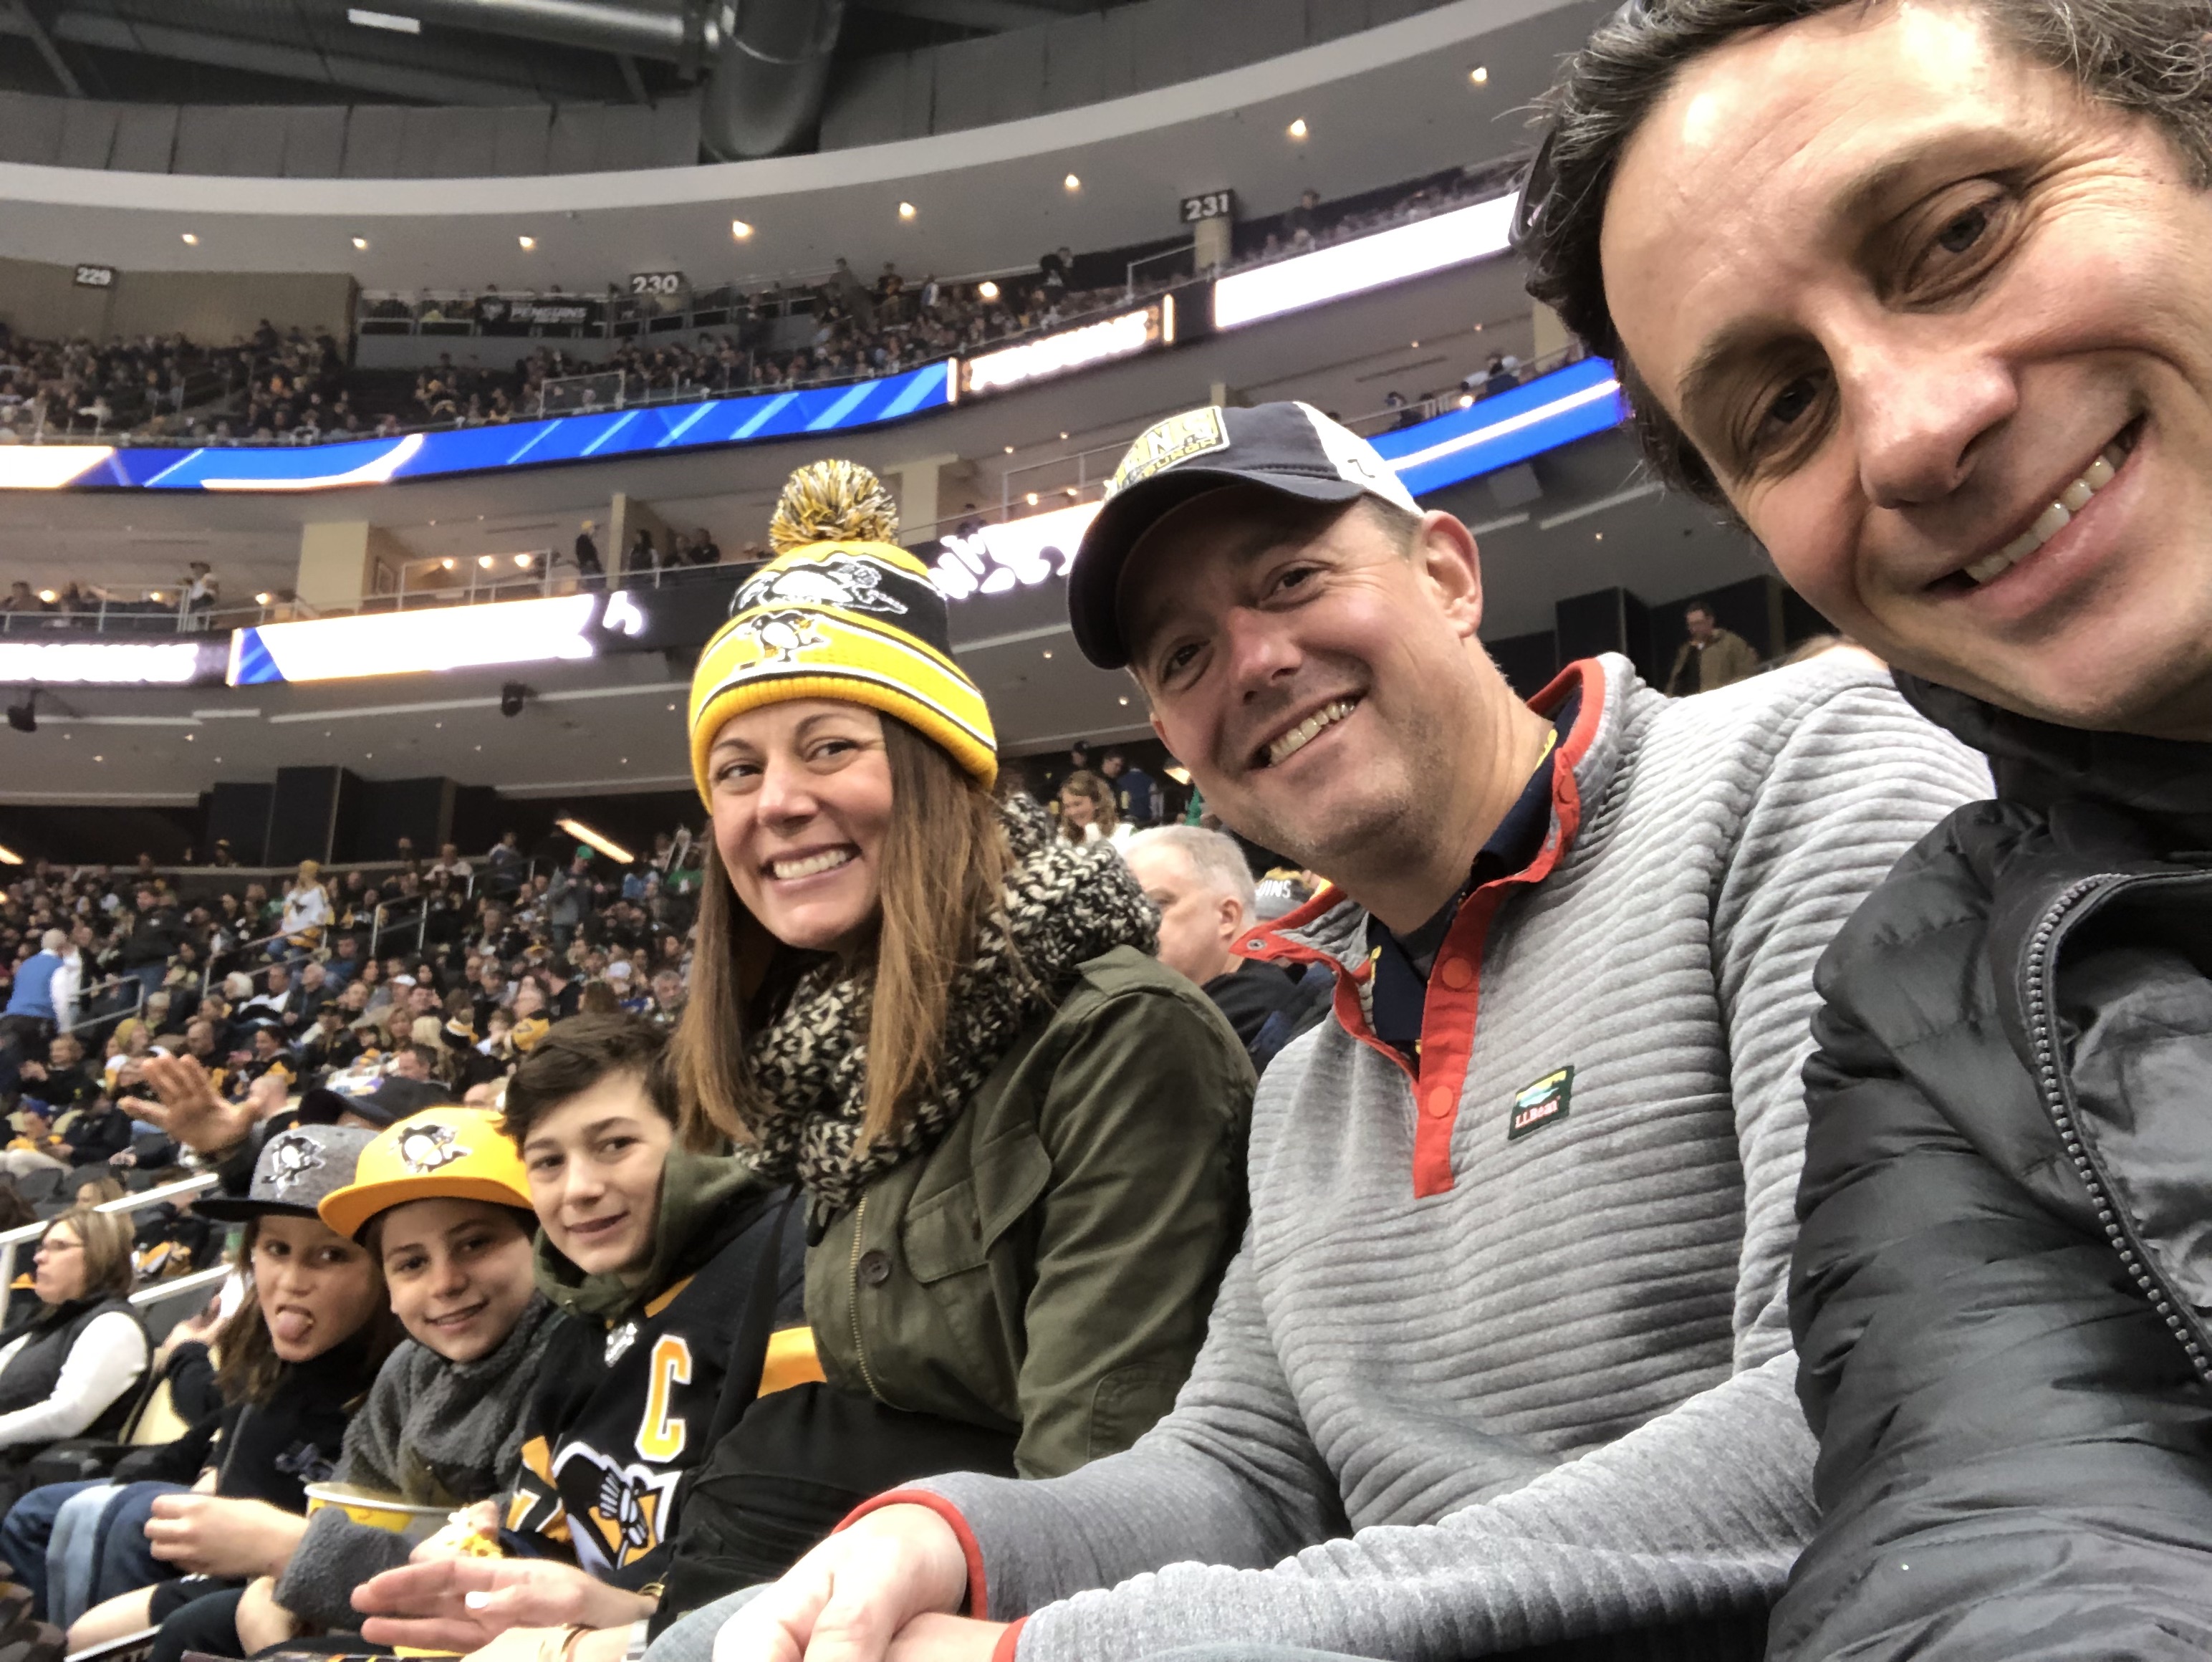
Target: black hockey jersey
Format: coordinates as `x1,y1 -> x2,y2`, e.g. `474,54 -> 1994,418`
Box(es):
506,1177 -> 806,1590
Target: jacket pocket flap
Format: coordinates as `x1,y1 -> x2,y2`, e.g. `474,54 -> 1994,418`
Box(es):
902,1130 -> 1052,1282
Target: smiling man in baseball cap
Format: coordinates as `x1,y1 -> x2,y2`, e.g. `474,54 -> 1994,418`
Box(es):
696,403 -> 1992,1662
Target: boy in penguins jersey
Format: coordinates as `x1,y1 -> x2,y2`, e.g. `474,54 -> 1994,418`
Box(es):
353,1016 -> 809,1651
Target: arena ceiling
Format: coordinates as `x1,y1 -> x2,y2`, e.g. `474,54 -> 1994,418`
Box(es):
0,0 -> 1120,109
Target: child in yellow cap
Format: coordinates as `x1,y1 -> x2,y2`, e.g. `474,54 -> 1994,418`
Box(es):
220,1106 -> 562,1654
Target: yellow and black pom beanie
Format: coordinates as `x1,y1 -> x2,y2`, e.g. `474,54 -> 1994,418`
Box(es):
688,460 -> 998,803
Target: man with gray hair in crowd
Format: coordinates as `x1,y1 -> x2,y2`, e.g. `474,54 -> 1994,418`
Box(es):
1123,826 -> 1303,1068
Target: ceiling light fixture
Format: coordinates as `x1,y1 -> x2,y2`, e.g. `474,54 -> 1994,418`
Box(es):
179,233 -> 198,246
0,845 -> 21,865
730,219 -> 754,240
35,590 -> 55,604
1063,173 -> 1081,191
254,592 -> 272,605
1469,64 -> 1489,84
514,552 -> 533,567
978,281 -> 1000,301
557,817 -> 635,863
351,236 -> 369,251
1287,118 -> 1308,139
517,235 -> 536,250
898,201 -> 918,219
477,554 -> 496,568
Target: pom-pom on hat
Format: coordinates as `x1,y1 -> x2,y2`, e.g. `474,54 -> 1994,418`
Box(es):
688,459 -> 996,804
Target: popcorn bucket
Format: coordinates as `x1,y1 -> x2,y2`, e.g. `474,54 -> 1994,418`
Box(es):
302,1481 -> 449,1546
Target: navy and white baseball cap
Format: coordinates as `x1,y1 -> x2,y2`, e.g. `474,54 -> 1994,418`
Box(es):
1068,400 -> 1419,668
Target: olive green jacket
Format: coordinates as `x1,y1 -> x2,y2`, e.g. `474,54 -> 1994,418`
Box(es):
807,945 -> 1254,1479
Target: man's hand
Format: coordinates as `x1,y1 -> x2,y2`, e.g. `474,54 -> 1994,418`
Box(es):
19,1061 -> 47,1082
711,1505 -> 973,1662
136,1054 -> 259,1155
144,1494 -> 307,1579
354,1557 -> 654,1653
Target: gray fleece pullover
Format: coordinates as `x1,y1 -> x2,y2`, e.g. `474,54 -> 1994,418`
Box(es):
275,1293 -> 562,1630
914,655 -> 1991,1661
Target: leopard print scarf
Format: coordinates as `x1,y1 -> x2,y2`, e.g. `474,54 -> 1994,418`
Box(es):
741,794 -> 1158,1231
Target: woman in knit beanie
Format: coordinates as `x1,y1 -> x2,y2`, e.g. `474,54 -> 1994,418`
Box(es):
650,459 -> 1256,1610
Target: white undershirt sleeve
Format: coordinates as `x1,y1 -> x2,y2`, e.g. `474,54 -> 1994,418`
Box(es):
0,1311 -> 149,1449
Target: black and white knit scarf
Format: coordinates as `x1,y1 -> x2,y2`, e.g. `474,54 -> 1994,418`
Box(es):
742,795 -> 1158,1231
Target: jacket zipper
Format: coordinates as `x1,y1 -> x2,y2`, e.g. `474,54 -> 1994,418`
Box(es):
847,1191 -> 880,1399
2025,873 -> 2212,1385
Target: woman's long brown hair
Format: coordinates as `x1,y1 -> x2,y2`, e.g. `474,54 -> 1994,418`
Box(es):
675,716 -> 1011,1155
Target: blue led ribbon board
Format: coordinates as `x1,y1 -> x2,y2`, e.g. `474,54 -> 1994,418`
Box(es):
17,361 -> 955,492
1369,357 -> 1627,497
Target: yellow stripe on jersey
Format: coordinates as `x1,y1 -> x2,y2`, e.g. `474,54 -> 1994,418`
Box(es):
759,1326 -> 826,1397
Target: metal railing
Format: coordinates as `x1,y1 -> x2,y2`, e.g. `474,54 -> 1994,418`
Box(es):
130,1262 -> 229,1310
0,1171 -> 221,1310
0,587 -> 289,638
0,557 -> 749,642
368,899 -> 429,961
355,264 -> 848,337
1125,242 -> 1197,299
371,549 -> 556,610
189,924 -> 298,1017
61,973 -> 146,1041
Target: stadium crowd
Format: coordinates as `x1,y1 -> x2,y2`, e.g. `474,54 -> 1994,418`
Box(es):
0,159 -> 1516,448
0,8 -> 2204,1662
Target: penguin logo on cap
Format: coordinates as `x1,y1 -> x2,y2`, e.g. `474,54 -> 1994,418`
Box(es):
265,1133 -> 323,1193
736,552 -> 908,618
397,1121 -> 466,1175
737,610 -> 830,666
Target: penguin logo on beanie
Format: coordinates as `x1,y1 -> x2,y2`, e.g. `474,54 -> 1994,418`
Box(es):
738,610 -> 830,666
736,552 -> 909,618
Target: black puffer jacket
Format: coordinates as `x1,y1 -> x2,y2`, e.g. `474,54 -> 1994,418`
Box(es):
1772,676 -> 2212,1659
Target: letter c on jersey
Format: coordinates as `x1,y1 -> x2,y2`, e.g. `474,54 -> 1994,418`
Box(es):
635,1334 -> 694,1461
